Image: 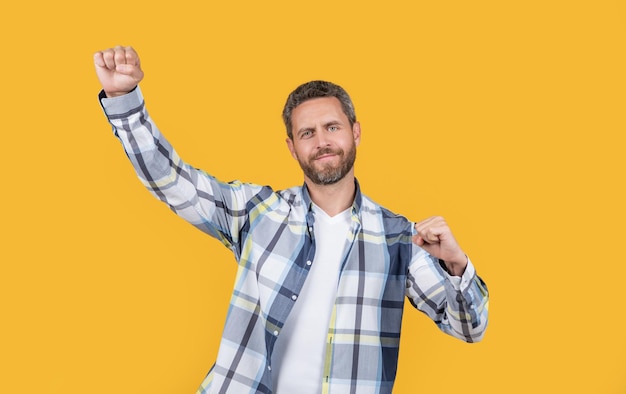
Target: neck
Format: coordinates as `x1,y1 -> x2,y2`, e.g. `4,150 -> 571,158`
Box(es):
305,173 -> 356,217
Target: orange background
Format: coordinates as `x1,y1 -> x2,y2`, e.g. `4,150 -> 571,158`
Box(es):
1,1 -> 625,393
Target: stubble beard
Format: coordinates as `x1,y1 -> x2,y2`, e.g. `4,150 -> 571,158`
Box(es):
298,144 -> 357,185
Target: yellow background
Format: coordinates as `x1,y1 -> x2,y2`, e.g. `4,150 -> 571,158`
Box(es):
1,1 -> 625,393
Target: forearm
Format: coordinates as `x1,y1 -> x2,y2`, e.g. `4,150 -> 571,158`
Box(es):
440,259 -> 489,342
407,253 -> 489,343
100,88 -> 196,208
98,88 -> 259,247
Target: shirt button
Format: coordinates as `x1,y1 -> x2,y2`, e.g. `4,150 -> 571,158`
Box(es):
273,330 -> 279,336
306,260 -> 312,266
291,294 -> 298,301
267,365 -> 272,371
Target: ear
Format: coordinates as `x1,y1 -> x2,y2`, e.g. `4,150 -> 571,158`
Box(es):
286,137 -> 298,160
353,122 -> 361,147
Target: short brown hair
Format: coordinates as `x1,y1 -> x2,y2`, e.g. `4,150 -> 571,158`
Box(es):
282,80 -> 357,139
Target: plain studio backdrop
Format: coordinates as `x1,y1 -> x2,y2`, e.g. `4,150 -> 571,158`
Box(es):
1,1 -> 624,393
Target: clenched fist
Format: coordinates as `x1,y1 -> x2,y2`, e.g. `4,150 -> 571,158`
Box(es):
413,216 -> 468,276
94,46 -> 144,98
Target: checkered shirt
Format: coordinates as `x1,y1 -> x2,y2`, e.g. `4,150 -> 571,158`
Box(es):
100,87 -> 489,394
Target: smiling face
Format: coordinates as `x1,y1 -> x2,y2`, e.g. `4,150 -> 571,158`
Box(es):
286,97 -> 361,185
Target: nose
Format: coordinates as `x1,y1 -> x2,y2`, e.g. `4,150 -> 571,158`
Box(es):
314,127 -> 331,148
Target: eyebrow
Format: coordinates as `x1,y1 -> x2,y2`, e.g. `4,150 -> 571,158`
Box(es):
296,120 -> 343,137
324,121 -> 341,128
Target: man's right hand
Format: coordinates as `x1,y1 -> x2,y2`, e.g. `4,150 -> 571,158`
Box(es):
94,46 -> 144,98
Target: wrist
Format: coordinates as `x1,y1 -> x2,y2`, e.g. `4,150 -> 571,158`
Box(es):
105,91 -> 126,98
104,86 -> 137,98
105,91 -> 129,98
446,253 -> 468,276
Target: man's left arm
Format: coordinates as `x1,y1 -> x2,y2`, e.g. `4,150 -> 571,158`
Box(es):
407,216 -> 489,342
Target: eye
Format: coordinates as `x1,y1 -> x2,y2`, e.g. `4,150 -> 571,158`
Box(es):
328,125 -> 338,132
301,130 -> 313,139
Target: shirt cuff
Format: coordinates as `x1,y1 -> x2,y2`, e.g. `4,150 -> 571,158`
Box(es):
446,256 -> 476,292
98,86 -> 144,116
448,275 -> 462,290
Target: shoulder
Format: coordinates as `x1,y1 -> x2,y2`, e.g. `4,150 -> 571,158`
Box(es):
240,184 -> 308,214
360,194 -> 413,235
276,185 -> 308,209
215,181 -> 306,213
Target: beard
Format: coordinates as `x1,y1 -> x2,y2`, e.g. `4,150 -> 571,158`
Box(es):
296,144 -> 357,185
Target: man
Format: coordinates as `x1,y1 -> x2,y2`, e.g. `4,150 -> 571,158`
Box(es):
95,45 -> 488,394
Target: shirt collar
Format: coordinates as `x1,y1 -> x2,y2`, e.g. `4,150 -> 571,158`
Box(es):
301,178 -> 363,217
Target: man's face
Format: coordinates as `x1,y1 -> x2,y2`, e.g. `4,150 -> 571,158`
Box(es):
286,97 -> 361,185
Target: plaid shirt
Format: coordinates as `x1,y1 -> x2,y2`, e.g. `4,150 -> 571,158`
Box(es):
100,88 -> 489,394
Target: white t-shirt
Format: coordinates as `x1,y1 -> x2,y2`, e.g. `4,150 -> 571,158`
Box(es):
271,204 -> 352,393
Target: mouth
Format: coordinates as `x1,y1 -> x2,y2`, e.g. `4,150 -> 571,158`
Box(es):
314,153 -> 337,161
313,148 -> 341,161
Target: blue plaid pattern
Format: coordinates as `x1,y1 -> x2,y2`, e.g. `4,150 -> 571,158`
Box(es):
100,88 -> 489,394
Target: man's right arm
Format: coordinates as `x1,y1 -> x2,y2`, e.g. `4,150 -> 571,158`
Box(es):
95,46 -> 263,252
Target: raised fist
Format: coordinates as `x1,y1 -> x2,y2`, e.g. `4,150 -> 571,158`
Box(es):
94,46 -> 144,97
